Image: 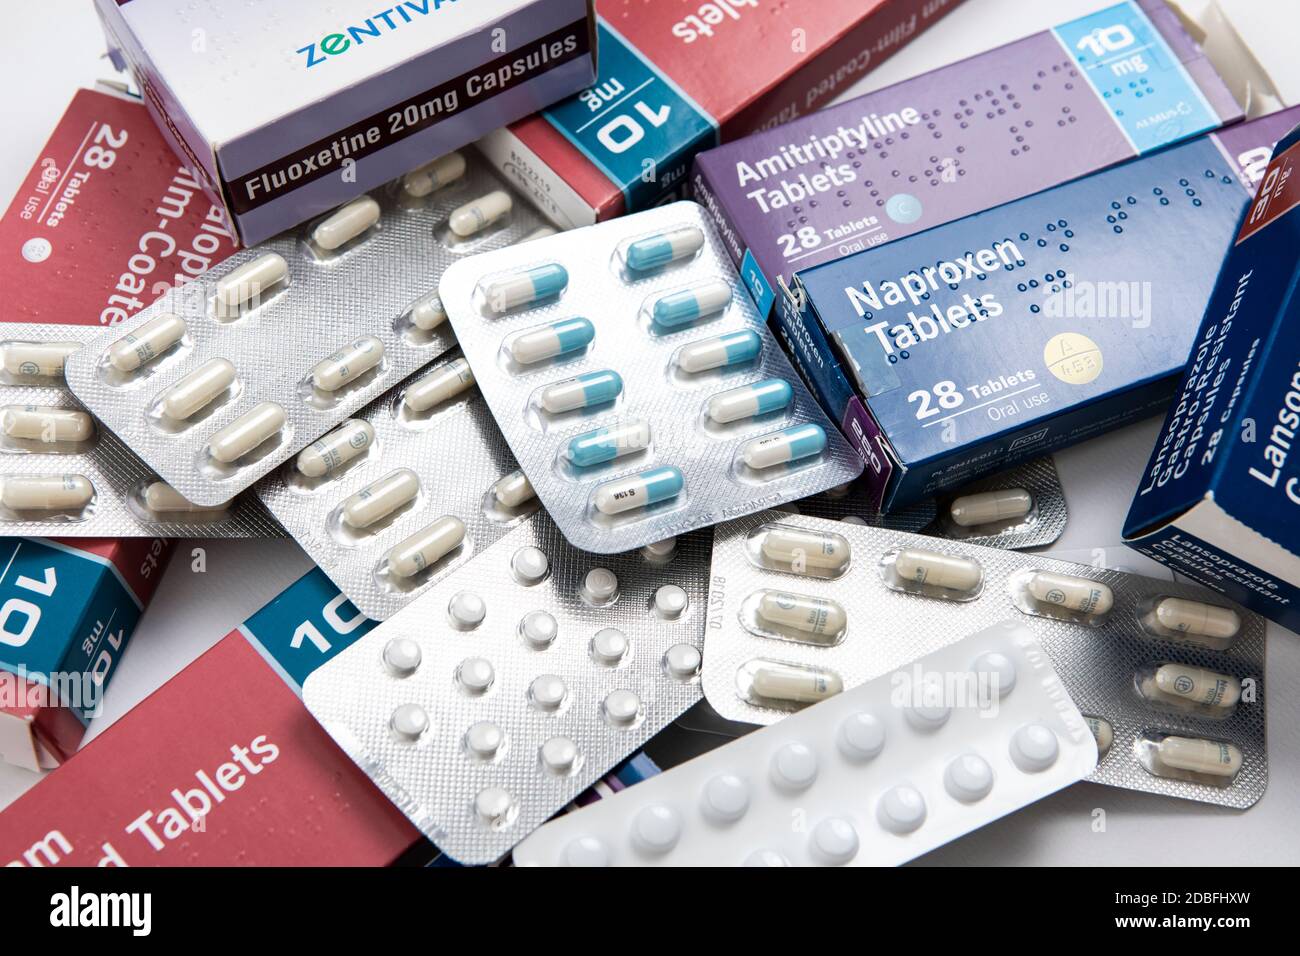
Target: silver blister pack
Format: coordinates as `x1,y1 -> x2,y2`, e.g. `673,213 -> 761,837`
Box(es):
255,351 -> 533,620
703,511 -> 1266,808
1,324 -> 280,537
437,201 -> 862,554
64,150 -> 551,506
302,512 -> 709,864
791,455 -> 1068,550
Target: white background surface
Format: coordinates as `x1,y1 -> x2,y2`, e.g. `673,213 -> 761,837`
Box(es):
2,0 -> 1298,865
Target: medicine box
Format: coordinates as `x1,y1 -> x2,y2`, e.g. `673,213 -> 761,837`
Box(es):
787,108 -> 1300,512
478,0 -> 963,228
1124,120 -> 1300,634
94,0 -> 598,245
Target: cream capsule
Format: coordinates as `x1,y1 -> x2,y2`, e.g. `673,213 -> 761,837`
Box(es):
1,474 -> 94,511
342,468 -> 419,529
312,196 -> 380,250
759,527 -> 851,574
1,406 -> 94,443
1084,716 -> 1114,756
492,469 -> 535,508
755,589 -> 847,638
519,225 -> 558,243
159,358 -> 237,420
948,488 -> 1033,527
449,190 -> 512,237
143,481 -> 229,514
1151,735 -> 1243,778
1145,663 -> 1242,710
207,402 -> 285,463
311,336 -> 384,391
387,515 -> 466,577
2,341 -> 79,379
747,660 -> 843,705
1025,571 -> 1114,616
1146,597 -> 1241,644
409,293 -> 448,331
892,548 -> 983,594
402,151 -> 467,198
108,314 -> 187,372
214,253 -> 288,315
296,419 -> 375,478
404,358 -> 474,413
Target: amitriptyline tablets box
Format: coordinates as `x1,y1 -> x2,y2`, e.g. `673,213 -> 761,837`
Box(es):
1125,121 -> 1300,634
788,107 -> 1300,512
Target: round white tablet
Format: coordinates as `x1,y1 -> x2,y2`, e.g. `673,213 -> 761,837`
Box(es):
944,753 -> 995,802
876,785 -> 927,833
582,567 -> 619,605
836,711 -> 886,761
770,742 -> 818,791
457,657 -> 495,695
653,584 -> 689,620
590,627 -> 630,665
464,721 -> 504,759
382,637 -> 422,676
540,736 -> 579,775
701,773 -> 750,823
519,610 -> 558,649
511,546 -> 549,585
529,674 -> 568,712
1010,723 -> 1060,773
811,817 -> 859,865
630,804 -> 681,854
602,689 -> 641,726
448,591 -> 486,629
663,643 -> 701,681
390,703 -> 428,741
972,651 -> 1017,697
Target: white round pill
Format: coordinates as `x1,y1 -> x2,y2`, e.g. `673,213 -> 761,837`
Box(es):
653,584 -> 689,620
701,773 -> 750,824
448,591 -> 486,629
456,657 -> 495,695
770,742 -> 818,791
474,787 -> 515,827
836,712 -> 886,761
511,546 -> 549,585
972,651 -> 1017,697
519,610 -> 558,649
630,804 -> 681,854
811,817 -> 860,865
582,567 -> 619,605
1010,723 -> 1060,772
590,627 -> 630,666
663,643 -> 701,681
529,674 -> 568,712
390,703 -> 428,741
944,753 -> 995,802
905,676 -> 951,731
640,537 -> 677,562
464,721 -> 504,759
562,835 -> 609,867
540,736 -> 579,775
602,689 -> 642,726
877,785 -> 927,833
382,637 -> 422,676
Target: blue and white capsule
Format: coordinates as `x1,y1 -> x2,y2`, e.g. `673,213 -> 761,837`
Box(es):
508,318 -> 595,365
540,370 -> 623,413
564,419 -> 652,467
481,263 -> 569,314
675,329 -> 763,373
707,378 -> 793,424
593,466 -> 683,515
741,423 -> 827,469
651,279 -> 732,329
624,226 -> 705,272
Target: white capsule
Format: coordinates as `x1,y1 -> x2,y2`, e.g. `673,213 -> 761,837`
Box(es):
748,660 -> 843,704
401,151 -> 467,198
892,548 -> 983,594
1153,735 -> 1243,778
492,469 -> 535,508
519,225 -> 558,243
449,189 -> 512,237
207,402 -> 285,464
408,293 -> 448,331
387,515 -> 466,578
108,314 -> 187,372
1150,663 -> 1242,709
2,341 -> 79,379
759,527 -> 851,574
311,336 -> 384,391
1,405 -> 94,443
159,358 -> 237,420
403,358 -> 474,413
1084,716 -> 1114,756
1025,571 -> 1114,616
296,419 -> 375,478
342,468 -> 420,529
1,474 -> 94,511
756,590 -> 847,638
949,488 -> 1033,527
142,481 -> 229,514
214,253 -> 288,315
312,196 -> 380,251
1147,597 -> 1241,643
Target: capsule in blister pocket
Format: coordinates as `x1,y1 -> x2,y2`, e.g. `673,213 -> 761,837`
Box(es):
1135,662 -> 1241,718
707,379 -> 792,425
674,329 -> 762,373
1138,596 -> 1241,650
508,318 -> 595,366
751,523 -> 850,578
1136,732 -> 1243,787
880,547 -> 983,600
2,341 -> 80,380
108,314 -> 187,373
564,420 -> 651,468
739,658 -> 843,708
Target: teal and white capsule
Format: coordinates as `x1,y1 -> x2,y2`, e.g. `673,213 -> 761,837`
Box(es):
651,279 -> 732,329
539,370 -> 622,414
624,226 -> 704,272
675,329 -> 763,373
481,263 -> 568,314
593,465 -> 683,515
508,317 -> 595,365
707,378 -> 793,424
741,423 -> 827,469
564,419 -> 652,467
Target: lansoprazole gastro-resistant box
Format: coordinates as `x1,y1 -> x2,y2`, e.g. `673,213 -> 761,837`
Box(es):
1125,121 -> 1300,634
788,108 -> 1300,512
692,0 -> 1242,323
94,0 -> 597,245
478,0 -> 963,228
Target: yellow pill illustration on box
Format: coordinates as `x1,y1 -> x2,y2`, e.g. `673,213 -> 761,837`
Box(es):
1043,332 -> 1102,385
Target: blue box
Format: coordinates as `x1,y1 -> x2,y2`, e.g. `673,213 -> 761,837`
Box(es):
789,109 -> 1300,512
1124,121 -> 1300,634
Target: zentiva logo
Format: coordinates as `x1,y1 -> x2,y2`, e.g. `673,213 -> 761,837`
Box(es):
296,0 -> 460,69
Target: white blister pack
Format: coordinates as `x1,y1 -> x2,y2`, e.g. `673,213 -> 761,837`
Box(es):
255,351 -> 536,619
437,201 -> 862,554
513,619 -> 1097,866
1,325 -> 280,536
302,512 -> 708,864
64,151 -> 552,506
703,511 -> 1266,808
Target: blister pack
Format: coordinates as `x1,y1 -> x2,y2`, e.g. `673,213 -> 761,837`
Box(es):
437,201 -> 862,554
513,619 -> 1096,867
64,150 -> 553,506
702,511 -> 1266,808
1,324 -> 279,536
301,512 -> 709,864
254,351 -> 536,620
